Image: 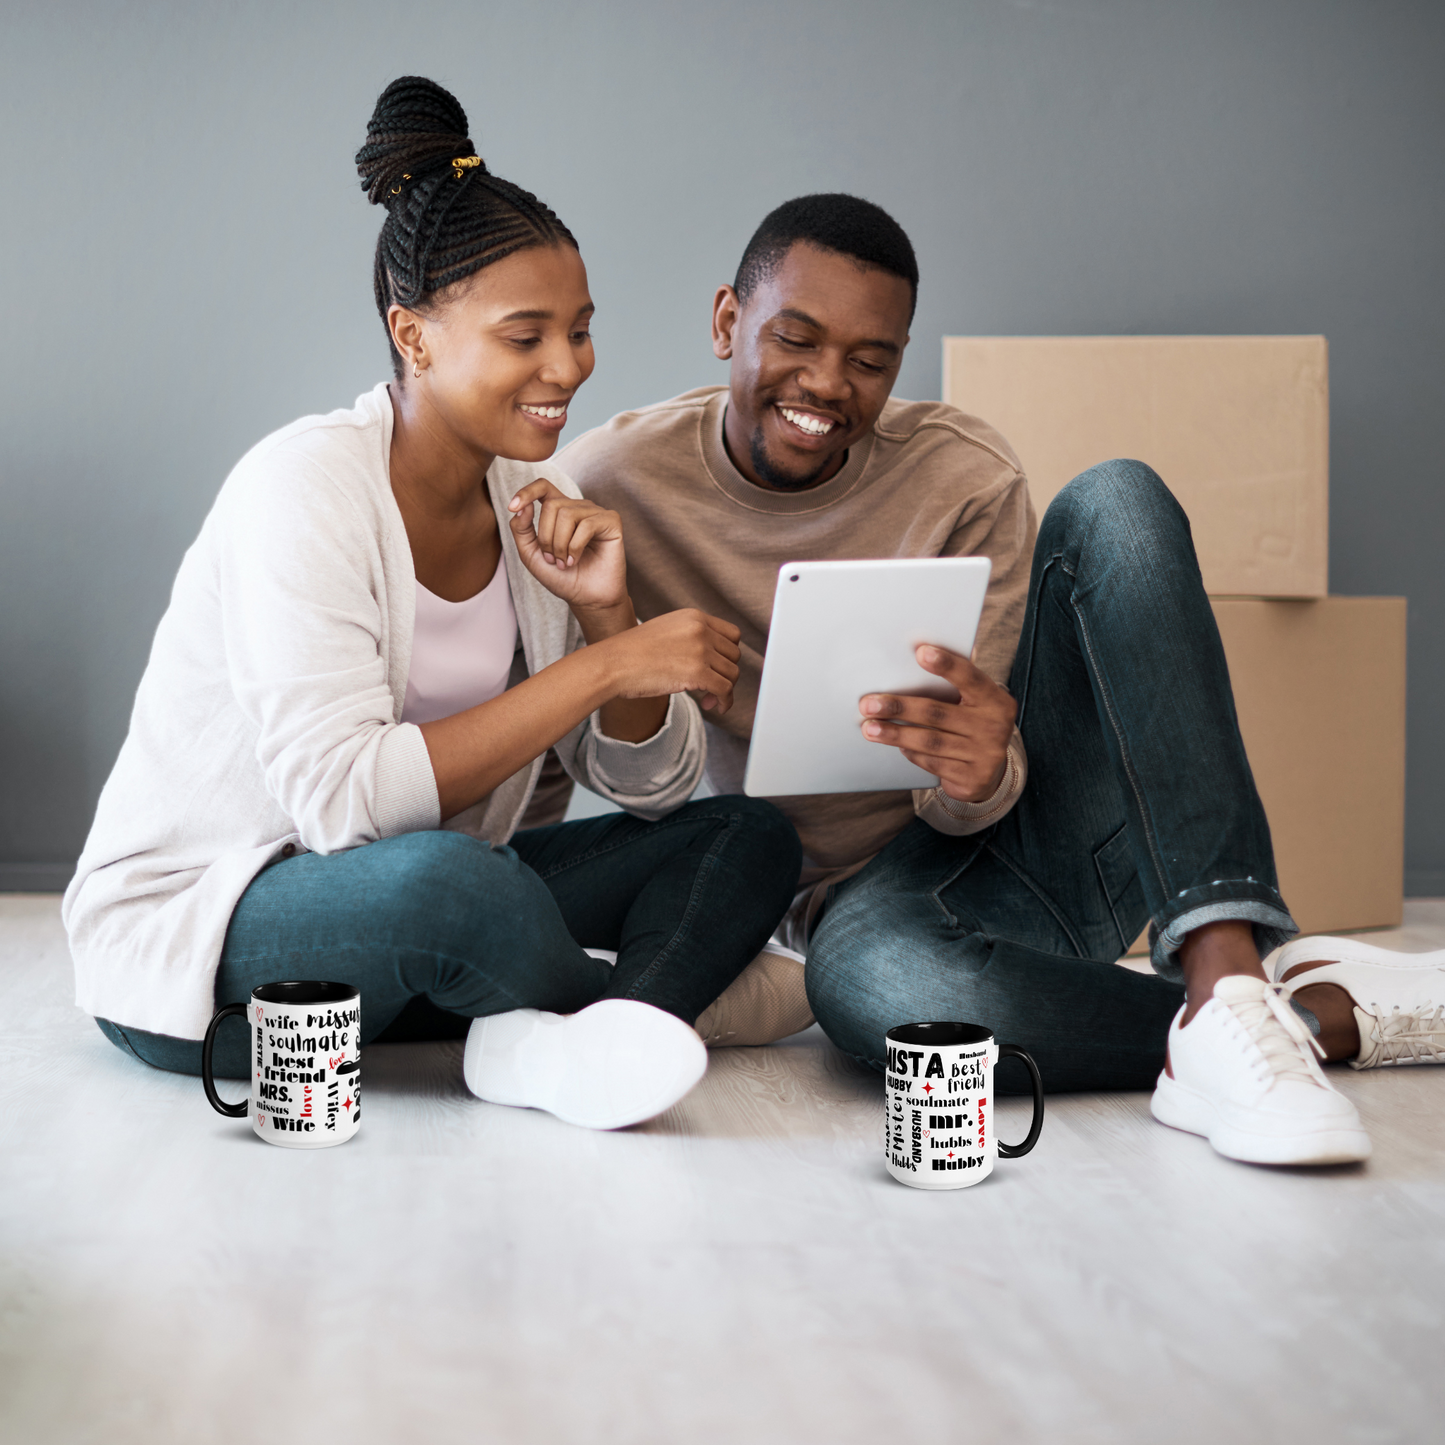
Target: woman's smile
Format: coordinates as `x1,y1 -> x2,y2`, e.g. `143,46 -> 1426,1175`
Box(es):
517,400 -> 571,433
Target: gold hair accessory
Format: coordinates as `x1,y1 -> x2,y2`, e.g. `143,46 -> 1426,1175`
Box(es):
389,172 -> 413,196
452,155 -> 481,179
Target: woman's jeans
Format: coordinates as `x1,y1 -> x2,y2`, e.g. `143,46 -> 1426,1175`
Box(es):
806,461 -> 1297,1093
98,795 -> 802,1080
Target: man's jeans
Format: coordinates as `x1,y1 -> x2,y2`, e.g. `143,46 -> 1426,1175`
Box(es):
98,796 -> 801,1079
806,461 -> 1296,1093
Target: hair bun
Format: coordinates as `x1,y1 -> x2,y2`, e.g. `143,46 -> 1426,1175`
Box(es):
355,75 -> 486,206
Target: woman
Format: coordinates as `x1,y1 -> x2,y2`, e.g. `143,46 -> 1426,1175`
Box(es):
63,76 -> 801,1130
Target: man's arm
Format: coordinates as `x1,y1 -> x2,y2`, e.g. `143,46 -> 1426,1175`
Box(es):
863,466 -> 1036,834
917,729 -> 1028,835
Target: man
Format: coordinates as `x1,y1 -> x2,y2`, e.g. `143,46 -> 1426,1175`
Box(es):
559,193 -> 1442,1166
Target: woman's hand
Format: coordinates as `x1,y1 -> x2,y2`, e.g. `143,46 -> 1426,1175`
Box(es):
599,609 -> 743,714
508,480 -> 629,615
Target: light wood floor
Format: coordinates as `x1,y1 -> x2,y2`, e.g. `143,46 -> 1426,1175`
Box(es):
3,895 -> 1443,1444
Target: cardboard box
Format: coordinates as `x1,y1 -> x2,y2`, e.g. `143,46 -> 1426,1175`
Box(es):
1129,597 -> 1406,952
942,336 -> 1329,598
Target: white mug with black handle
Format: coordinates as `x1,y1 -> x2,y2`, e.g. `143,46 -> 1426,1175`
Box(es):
202,981 -> 361,1148
884,1021 -> 1044,1188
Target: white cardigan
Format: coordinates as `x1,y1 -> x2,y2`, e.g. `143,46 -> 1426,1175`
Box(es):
63,384 -> 705,1039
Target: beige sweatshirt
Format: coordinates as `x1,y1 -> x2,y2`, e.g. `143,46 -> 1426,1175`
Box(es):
558,386 -> 1037,924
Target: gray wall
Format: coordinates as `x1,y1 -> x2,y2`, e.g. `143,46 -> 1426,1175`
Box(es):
3,0 -> 1442,891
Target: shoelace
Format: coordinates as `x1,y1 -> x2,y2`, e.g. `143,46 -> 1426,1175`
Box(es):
1357,1003 -> 1445,1067
1225,985 -> 1327,1088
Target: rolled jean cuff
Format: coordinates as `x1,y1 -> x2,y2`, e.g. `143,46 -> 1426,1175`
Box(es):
1149,890 -> 1297,983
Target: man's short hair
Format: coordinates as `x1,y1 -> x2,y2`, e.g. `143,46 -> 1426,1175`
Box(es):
733,193 -> 919,319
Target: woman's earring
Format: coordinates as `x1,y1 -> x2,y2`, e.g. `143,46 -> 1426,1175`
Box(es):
413,361 -> 422,379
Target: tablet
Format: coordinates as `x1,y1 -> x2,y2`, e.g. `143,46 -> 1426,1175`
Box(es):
742,557 -> 992,797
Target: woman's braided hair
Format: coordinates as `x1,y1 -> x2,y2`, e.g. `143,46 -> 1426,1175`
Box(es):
356,76 -> 578,377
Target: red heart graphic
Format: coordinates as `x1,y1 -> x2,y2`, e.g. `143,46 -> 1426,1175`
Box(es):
255,1113 -> 266,1127
254,1005 -> 264,1023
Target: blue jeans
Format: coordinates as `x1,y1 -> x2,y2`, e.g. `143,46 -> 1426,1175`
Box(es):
806,461 -> 1296,1093
98,796 -> 802,1079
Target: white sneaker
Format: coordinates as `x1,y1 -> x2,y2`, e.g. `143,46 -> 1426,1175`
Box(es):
1150,974 -> 1371,1165
694,945 -> 814,1047
462,1000 -> 707,1130
1269,935 -> 1445,1069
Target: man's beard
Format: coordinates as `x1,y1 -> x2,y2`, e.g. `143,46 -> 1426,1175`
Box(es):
749,425 -> 840,493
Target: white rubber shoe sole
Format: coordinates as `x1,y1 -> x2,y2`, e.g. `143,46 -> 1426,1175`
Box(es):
463,999 -> 708,1131
1151,1071 -> 1372,1165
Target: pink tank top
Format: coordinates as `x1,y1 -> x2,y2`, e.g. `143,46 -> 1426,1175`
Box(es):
401,555 -> 520,726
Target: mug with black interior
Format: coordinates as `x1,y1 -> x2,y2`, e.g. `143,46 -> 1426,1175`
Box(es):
884,1022 -> 1044,1189
202,982 -> 361,1148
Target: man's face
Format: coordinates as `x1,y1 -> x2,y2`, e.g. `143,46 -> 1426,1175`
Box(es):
712,242 -> 912,491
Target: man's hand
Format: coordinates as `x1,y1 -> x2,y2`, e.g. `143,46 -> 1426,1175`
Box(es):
859,645 -> 1016,803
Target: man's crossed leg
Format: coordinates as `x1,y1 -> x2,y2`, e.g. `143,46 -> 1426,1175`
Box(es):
808,458 -> 1397,1165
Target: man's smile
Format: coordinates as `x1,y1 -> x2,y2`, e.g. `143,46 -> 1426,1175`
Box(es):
775,403 -> 842,441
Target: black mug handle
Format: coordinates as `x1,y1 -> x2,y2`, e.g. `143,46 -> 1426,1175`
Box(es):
202,1002 -> 250,1118
996,1043 -> 1044,1159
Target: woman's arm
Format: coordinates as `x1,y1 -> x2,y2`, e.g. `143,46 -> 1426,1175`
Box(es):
419,607 -> 739,821
568,593 -> 670,744
218,462 -> 441,854
422,478 -> 737,822
505,480 -> 733,742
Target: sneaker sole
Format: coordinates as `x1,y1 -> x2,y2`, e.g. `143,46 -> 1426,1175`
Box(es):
548,1001 -> 708,1131
1150,1074 -> 1372,1166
